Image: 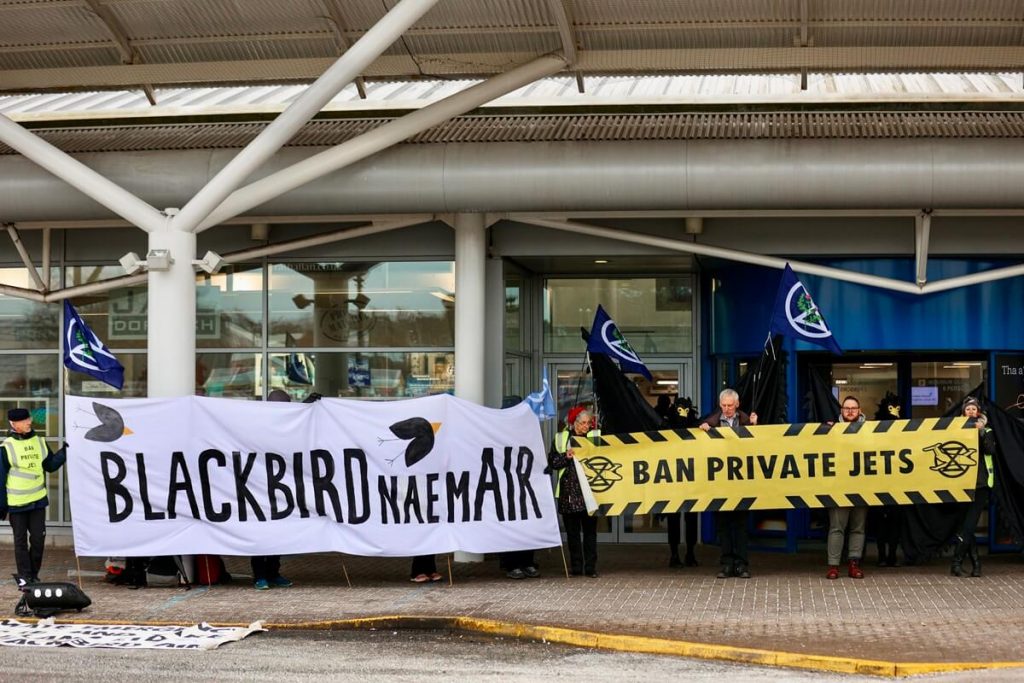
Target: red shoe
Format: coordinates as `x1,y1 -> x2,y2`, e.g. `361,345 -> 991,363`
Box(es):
848,559 -> 864,579
826,565 -> 839,580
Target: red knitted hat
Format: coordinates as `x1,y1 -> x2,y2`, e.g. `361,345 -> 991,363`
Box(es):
567,405 -> 587,426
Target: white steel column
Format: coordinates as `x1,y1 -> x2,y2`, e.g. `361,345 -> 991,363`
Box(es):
453,213 -> 487,404
171,0 -> 439,234
147,215 -> 197,397
484,255 -> 505,408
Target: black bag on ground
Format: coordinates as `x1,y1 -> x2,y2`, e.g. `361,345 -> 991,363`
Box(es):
145,556 -> 189,587
15,582 -> 92,618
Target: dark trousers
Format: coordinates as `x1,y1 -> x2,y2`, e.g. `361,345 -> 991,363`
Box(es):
667,512 -> 699,560
717,510 -> 749,571
563,512 -> 597,573
410,554 -> 437,578
250,555 -> 282,582
10,507 -> 46,580
502,549 -> 536,571
959,487 -> 991,548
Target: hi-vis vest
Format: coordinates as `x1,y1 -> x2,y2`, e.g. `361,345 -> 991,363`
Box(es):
982,428 -> 995,489
554,428 -> 600,496
3,435 -> 48,508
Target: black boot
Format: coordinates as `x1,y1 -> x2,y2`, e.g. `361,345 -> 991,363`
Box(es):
950,538 -> 966,577
969,545 -> 982,577
668,545 -> 682,568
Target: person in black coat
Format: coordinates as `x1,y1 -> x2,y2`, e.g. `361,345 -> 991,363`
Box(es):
700,389 -> 757,579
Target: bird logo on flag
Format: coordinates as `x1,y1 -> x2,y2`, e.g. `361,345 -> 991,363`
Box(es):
378,417 -> 441,467
76,402 -> 133,442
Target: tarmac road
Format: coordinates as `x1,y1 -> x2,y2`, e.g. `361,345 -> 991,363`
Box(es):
0,629 -> 1021,682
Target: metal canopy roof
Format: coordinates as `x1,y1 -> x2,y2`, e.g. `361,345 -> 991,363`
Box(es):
2,1 -> 1023,94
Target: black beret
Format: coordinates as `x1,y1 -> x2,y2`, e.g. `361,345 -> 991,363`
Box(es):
7,408 -> 30,422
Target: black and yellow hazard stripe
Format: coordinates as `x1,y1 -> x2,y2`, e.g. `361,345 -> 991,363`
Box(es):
573,417 -> 979,516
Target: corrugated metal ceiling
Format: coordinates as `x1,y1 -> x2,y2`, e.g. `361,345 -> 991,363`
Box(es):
3,110 -> 1023,156
1,0 -> 1022,93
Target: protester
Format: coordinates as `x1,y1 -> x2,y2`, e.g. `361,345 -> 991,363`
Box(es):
951,397 -> 996,577
825,396 -> 867,580
251,389 -> 296,590
501,548 -> 540,580
0,408 -> 67,587
664,396 -> 700,568
410,555 -> 443,583
870,393 -> 904,567
700,389 -> 756,579
547,406 -> 600,577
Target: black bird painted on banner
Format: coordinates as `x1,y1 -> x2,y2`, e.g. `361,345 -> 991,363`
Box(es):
84,403 -> 133,442
379,417 -> 441,467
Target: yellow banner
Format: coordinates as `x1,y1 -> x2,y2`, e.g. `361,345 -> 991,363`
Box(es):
570,417 -> 980,515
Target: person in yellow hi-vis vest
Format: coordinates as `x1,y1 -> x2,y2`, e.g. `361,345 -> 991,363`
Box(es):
546,405 -> 600,577
952,397 -> 997,578
0,408 -> 67,587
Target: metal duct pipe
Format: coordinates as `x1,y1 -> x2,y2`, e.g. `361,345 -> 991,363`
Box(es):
1,139 -> 1024,221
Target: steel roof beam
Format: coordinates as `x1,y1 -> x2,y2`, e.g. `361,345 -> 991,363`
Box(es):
514,216 -> 1024,296
195,53 -> 567,232
167,0 -> 438,235
0,114 -> 165,232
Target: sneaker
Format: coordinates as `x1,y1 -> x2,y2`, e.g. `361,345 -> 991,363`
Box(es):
736,568 -> 751,579
523,566 -> 541,578
716,566 -> 733,579
668,555 -> 683,568
270,575 -> 293,588
587,570 -> 599,578
254,579 -> 270,591
507,568 -> 527,580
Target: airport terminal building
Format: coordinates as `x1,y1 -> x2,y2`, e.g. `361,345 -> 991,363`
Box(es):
1,1 -> 1022,551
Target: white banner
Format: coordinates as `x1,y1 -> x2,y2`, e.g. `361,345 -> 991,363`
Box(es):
66,395 -> 561,557
0,619 -> 263,650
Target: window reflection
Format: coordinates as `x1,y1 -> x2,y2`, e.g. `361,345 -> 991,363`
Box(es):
545,277 -> 692,354
196,264 -> 263,348
268,262 -> 455,348
268,352 -> 454,400
65,353 -> 147,398
0,268 -> 60,350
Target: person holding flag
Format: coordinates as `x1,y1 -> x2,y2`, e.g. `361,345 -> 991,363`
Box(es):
0,408 -> 67,587
547,405 -> 601,578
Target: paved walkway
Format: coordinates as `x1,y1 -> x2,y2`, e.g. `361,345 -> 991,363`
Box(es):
5,543 -> 1024,673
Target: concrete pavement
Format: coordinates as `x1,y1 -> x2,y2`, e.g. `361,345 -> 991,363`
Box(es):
5,543 -> 1024,676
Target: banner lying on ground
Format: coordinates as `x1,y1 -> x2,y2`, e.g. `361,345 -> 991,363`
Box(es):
0,619 -> 264,650
66,395 -> 560,557
571,418 -> 981,515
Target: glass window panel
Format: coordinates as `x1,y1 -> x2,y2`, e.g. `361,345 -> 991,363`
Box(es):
268,262 -> 455,348
196,264 -> 264,348
910,360 -> 987,418
66,266 -> 147,350
197,352 -> 262,399
0,268 -> 60,350
0,354 -> 59,437
505,282 -> 522,351
829,363 -> 898,419
65,352 -> 147,397
268,351 -> 454,400
544,277 -> 692,354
